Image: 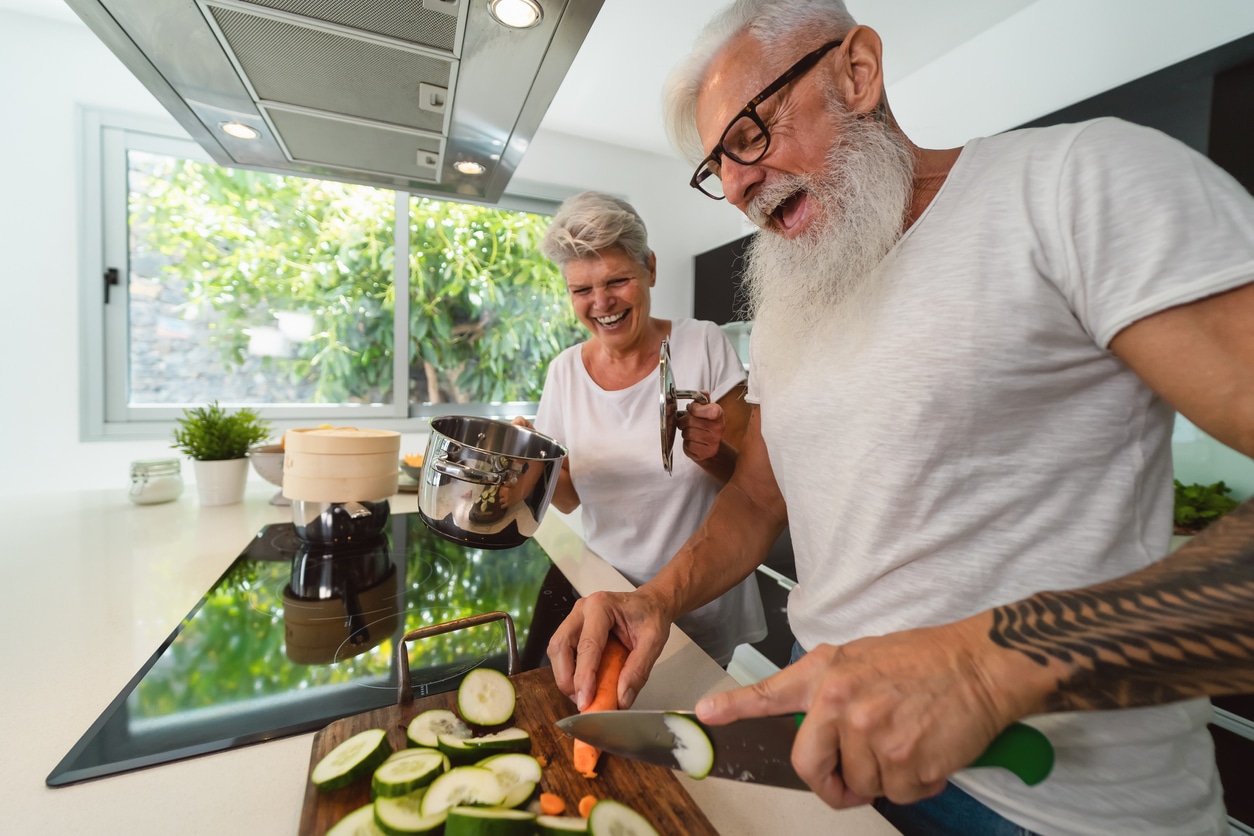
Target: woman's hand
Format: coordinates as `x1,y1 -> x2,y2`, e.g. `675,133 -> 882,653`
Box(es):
677,395 -> 725,463
511,415 -> 534,430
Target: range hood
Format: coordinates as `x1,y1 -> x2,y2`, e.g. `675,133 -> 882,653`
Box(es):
65,0 -> 603,202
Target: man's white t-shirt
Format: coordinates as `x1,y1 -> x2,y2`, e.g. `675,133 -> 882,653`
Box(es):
537,318 -> 767,665
748,119 -> 1254,835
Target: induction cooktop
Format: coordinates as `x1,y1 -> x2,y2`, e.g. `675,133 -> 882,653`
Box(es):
47,512 -> 577,787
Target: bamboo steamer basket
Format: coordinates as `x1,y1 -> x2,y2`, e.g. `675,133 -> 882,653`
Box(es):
282,427 -> 400,503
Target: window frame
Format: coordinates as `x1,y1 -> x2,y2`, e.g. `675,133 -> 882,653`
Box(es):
79,108 -> 561,441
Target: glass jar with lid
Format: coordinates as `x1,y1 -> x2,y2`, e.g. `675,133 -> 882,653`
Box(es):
129,458 -> 184,505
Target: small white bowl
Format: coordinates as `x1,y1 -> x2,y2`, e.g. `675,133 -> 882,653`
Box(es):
249,444 -> 288,505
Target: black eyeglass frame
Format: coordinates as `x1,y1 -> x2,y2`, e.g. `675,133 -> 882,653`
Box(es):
689,38 -> 845,199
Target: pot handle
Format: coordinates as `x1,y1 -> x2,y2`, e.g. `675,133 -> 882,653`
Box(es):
432,453 -> 505,485
395,611 -> 520,705
672,388 -> 709,421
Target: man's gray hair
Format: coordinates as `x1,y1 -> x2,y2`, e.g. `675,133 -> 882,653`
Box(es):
663,0 -> 858,164
541,191 -> 653,268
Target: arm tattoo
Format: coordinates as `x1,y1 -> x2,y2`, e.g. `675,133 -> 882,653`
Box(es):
989,498 -> 1254,712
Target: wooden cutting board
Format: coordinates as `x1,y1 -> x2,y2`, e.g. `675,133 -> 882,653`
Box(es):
299,667 -> 719,835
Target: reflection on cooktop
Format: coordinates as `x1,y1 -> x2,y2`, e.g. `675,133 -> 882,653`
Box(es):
47,512 -> 578,787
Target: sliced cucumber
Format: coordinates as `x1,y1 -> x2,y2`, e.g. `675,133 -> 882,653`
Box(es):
536,816 -> 589,834
463,728 -> 531,755
445,806 -> 536,836
498,780 -> 535,810
326,803 -> 388,836
662,712 -> 715,779
477,753 -> 542,793
371,749 -> 447,798
587,800 -> 659,836
420,766 -> 507,817
312,728 -> 393,791
373,789 -> 447,836
407,709 -> 471,749
457,668 -> 516,727
437,732 -> 484,766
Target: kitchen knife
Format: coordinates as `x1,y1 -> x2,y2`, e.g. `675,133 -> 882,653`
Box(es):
556,711 -> 1054,790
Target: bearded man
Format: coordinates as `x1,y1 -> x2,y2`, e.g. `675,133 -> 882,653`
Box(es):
546,1 -> 1254,833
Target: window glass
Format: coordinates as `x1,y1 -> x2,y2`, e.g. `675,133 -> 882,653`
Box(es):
127,150 -> 397,406
408,196 -> 582,404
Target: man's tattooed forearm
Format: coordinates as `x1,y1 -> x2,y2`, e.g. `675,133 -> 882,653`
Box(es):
989,499 -> 1254,712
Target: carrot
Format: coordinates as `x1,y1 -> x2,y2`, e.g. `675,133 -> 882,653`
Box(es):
539,792 -> 566,816
572,635 -> 631,778
578,794 -> 598,819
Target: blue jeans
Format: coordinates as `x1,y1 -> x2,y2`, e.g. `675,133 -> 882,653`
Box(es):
787,642 -> 1039,836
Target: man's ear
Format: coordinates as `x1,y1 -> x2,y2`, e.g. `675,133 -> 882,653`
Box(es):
833,25 -> 885,116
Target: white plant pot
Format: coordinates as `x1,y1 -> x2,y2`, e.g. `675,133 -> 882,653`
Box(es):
193,458 -> 250,507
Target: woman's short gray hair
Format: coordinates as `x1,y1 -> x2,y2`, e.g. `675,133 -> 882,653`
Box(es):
663,0 -> 858,164
541,191 -> 653,268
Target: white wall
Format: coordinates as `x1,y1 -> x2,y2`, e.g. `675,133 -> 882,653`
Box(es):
0,10 -> 745,497
889,0 -> 1254,148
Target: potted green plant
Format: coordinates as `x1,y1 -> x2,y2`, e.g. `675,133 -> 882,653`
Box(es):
1173,479 -> 1240,539
172,401 -> 272,506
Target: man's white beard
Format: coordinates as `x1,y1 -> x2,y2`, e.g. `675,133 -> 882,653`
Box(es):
744,108 -> 914,382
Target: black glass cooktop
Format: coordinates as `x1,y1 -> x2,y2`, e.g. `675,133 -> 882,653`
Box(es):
47,512 -> 577,787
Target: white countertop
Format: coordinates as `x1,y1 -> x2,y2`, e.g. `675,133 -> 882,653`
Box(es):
2,484 -> 897,835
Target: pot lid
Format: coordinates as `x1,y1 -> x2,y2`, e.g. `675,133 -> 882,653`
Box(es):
658,338 -> 708,475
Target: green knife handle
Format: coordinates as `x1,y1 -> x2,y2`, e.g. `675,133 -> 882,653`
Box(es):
969,722 -> 1054,786
790,715 -> 1053,787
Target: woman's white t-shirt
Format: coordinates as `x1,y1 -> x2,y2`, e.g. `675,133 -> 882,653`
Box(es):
536,318 -> 767,664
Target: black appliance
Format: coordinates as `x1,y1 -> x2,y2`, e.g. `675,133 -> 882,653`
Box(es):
47,512 -> 576,787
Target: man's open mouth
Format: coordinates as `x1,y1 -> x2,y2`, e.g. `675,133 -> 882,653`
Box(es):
772,190 -> 807,233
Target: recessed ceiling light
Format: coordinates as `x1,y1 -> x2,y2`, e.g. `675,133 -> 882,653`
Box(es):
488,0 -> 542,29
454,160 -> 487,175
220,121 -> 260,140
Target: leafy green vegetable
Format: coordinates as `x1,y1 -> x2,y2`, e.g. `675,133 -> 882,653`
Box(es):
1173,479 -> 1239,533
171,401 -> 272,460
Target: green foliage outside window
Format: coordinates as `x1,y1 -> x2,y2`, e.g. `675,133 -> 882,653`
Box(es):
130,156 -> 582,405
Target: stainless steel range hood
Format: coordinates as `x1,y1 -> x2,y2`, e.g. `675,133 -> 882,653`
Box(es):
65,0 -> 603,202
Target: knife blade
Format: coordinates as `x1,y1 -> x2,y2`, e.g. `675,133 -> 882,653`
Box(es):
555,711 -> 1054,790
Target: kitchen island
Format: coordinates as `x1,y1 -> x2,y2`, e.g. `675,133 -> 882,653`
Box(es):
3,484 -> 897,835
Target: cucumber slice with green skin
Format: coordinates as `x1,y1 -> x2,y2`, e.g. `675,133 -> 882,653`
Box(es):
445,806 -> 536,836
498,780 -> 535,809
407,709 -> 471,749
437,732 -> 485,766
312,728 -> 393,791
476,753 -> 542,790
463,728 -> 531,754
326,803 -> 388,836
587,800 -> 660,836
457,668 -> 516,727
535,816 -> 589,834
373,789 -> 447,836
371,749 -> 447,798
420,766 -> 507,817
478,753 -> 540,808
662,712 -> 715,779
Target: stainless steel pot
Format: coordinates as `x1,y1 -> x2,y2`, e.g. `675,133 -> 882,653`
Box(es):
418,416 -> 567,549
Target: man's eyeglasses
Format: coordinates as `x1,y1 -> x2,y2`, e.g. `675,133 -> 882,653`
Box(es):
689,39 -> 844,200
